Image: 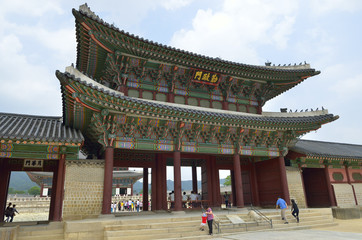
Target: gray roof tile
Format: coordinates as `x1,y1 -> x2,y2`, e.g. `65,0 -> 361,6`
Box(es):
0,112 -> 84,144
291,139 -> 362,160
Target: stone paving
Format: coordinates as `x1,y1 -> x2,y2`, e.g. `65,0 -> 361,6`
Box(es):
213,218 -> 362,240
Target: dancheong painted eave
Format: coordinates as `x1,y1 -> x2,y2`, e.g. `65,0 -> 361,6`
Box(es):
56,66 -> 338,132
0,112 -> 84,145
72,4 -> 320,102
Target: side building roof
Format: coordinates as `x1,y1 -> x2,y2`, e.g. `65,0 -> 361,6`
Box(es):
0,112 -> 84,144
291,139 -> 362,161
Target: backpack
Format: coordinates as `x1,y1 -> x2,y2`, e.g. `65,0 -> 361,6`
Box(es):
5,207 -> 12,217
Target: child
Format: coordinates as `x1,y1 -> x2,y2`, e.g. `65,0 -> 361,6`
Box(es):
291,199 -> 299,223
199,212 -> 207,231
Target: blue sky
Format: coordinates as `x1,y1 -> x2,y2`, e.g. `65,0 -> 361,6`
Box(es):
1,0 -> 361,149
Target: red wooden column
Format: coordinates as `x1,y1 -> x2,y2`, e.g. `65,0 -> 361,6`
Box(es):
230,171 -> 236,206
160,156 -> 168,210
345,165 -> 358,205
173,151 -> 182,211
0,159 -> 10,222
250,160 -> 260,206
233,153 -> 244,207
324,165 -> 336,206
210,157 -> 221,206
206,157 -> 214,206
102,147 -> 114,214
151,162 -> 158,210
192,162 -> 198,194
142,167 -> 149,211
278,155 -> 290,204
52,154 -> 66,221
156,156 -> 163,210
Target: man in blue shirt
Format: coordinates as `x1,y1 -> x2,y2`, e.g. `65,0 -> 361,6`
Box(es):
276,197 -> 288,224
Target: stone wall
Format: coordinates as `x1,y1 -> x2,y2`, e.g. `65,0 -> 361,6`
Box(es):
352,183 -> 362,206
286,166 -> 306,208
332,183 -> 356,207
62,159 -> 104,220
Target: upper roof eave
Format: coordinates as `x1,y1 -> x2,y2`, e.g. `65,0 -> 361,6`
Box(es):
72,5 -> 320,78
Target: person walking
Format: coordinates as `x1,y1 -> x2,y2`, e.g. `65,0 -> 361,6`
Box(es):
276,197 -> 288,224
4,202 -> 12,222
224,191 -> 230,208
9,204 -> 19,222
206,207 -> 214,235
291,199 -> 299,223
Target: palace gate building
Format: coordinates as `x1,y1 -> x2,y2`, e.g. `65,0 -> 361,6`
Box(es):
3,4 -> 361,221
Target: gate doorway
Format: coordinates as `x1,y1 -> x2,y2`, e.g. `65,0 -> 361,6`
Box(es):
303,168 -> 331,207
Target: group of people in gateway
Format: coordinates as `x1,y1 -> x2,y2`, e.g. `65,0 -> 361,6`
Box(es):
168,190 -> 203,209
111,199 -> 142,212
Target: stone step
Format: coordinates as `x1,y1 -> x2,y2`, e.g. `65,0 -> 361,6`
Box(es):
272,222 -> 338,231
273,218 -> 334,228
105,229 -> 212,240
270,215 -> 333,224
17,233 -> 64,240
18,228 -> 64,237
19,222 -> 64,232
105,225 -> 200,238
105,219 -> 200,231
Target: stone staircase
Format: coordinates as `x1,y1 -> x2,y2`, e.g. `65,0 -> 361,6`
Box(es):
0,208 -> 336,240
15,222 -> 64,240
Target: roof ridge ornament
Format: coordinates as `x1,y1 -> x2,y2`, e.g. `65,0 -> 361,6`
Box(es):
79,3 -> 100,21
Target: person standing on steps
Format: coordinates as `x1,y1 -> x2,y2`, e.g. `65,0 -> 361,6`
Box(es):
276,197 -> 288,224
206,207 -> 214,235
291,199 -> 299,223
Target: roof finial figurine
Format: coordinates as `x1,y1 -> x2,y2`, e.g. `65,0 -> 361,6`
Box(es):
322,106 -> 325,110
305,109 -> 308,112
311,108 -> 313,111
316,108 -> 319,111
295,109 -> 298,112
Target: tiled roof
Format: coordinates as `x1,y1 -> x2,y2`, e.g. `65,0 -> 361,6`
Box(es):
74,4 -> 319,76
291,139 -> 362,160
57,69 -> 339,128
0,112 -> 84,143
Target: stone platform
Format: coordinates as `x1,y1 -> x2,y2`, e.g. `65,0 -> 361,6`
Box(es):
0,208 -> 338,240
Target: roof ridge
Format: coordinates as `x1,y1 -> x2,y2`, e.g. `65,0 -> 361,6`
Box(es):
299,139 -> 362,147
0,112 -> 62,120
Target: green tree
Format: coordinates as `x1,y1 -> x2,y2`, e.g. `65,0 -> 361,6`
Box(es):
28,186 -> 41,196
224,175 -> 231,186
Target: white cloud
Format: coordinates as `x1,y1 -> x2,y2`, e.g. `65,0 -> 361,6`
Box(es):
160,0 -> 193,10
0,34 -> 61,115
0,0 -> 63,16
170,0 -> 299,63
309,0 -> 362,15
